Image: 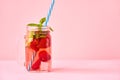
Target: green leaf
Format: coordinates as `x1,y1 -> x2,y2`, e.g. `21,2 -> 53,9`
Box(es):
37,24 -> 42,27
37,24 -> 43,31
27,23 -> 39,27
49,27 -> 54,31
39,17 -> 46,24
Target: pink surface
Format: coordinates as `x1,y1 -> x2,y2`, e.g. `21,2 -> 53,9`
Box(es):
0,0 -> 120,60
0,60 -> 120,80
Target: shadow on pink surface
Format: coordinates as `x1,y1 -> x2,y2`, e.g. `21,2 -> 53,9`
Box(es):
52,67 -> 120,73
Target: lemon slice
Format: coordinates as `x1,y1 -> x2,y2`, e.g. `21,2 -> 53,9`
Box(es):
25,38 -> 33,47
28,31 -> 35,38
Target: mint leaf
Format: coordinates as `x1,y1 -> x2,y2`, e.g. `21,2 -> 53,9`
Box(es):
39,17 -> 46,24
37,24 -> 43,31
27,23 -> 39,27
37,24 -> 42,27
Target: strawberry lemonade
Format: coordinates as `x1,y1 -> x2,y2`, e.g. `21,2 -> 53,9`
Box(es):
25,18 -> 53,72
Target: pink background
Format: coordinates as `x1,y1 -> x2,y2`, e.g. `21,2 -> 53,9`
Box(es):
0,0 -> 120,60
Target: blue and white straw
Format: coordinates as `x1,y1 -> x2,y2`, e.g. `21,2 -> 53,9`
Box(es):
27,52 -> 36,71
44,0 -> 55,27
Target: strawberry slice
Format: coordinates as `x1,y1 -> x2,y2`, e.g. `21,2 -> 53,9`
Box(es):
39,51 -> 51,62
38,37 -> 50,48
30,38 -> 40,52
32,59 -> 41,70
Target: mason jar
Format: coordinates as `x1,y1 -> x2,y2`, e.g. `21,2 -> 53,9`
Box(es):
24,26 -> 52,72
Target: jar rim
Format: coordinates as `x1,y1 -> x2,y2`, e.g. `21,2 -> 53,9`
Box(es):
27,26 -> 49,31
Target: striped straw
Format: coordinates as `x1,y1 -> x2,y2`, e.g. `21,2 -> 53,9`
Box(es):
44,0 -> 55,27
27,52 -> 36,71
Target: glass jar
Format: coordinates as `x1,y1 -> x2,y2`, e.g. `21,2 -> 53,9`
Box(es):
24,26 -> 51,72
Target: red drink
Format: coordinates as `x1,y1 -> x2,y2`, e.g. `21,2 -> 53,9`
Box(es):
25,27 -> 52,72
